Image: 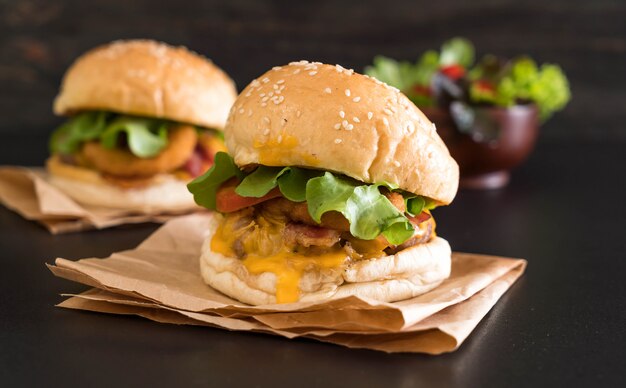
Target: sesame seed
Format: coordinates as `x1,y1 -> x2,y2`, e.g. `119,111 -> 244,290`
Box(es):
263,116 -> 270,124
262,96 -> 269,102
324,87 -> 332,94
248,109 -> 253,117
277,135 -> 283,143
346,124 -> 354,131
334,138 -> 343,144
334,123 -> 341,130
296,110 -> 302,117
353,117 -> 360,123
273,66 -> 282,70
238,108 -> 245,114
273,96 -> 284,104
261,102 -> 267,107
405,122 -> 415,134
335,64 -> 344,73
353,96 -> 361,102
263,128 -> 270,135
251,80 -> 261,87
262,77 -> 270,83
342,120 -> 348,127
309,71 -> 318,76
276,79 -> 285,84
345,89 -> 351,97
273,84 -> 279,90
393,161 -> 401,167
390,106 -> 398,113
260,93 -> 266,97
383,117 -> 389,126
245,91 -> 252,97
293,69 -> 301,74
384,108 -> 393,115
339,111 -> 345,118
268,91 -> 274,97
367,112 -> 373,120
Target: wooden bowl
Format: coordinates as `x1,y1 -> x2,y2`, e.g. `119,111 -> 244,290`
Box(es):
423,104 -> 540,189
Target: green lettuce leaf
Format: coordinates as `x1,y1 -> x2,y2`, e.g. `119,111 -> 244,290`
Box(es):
347,185 -> 415,244
49,111 -> 177,158
306,173 -> 356,223
235,166 -> 324,202
440,37 -> 475,67
49,111 -> 110,154
276,168 -> 324,202
405,196 -> 425,216
186,152 -> 245,210
188,154 -> 433,244
235,166 -> 289,198
100,117 -> 169,158
306,173 -> 415,244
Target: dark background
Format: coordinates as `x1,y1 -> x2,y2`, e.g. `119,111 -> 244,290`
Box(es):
1,1 -> 626,386
1,0 -> 625,143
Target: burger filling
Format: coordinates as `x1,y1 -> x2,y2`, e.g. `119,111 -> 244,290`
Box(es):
190,152 -> 440,303
49,111 -> 225,187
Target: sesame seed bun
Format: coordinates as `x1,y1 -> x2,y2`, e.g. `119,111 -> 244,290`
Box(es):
46,156 -> 197,212
199,214 -> 451,305
54,39 -> 237,130
225,61 -> 459,204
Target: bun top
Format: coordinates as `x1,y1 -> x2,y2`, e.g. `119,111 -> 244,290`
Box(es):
53,39 -> 237,130
225,61 -> 459,204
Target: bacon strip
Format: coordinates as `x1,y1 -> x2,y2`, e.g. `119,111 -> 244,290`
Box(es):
283,223 -> 341,248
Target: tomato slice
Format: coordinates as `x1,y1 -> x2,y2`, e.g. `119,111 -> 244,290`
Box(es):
216,181 -> 282,213
440,64 -> 466,80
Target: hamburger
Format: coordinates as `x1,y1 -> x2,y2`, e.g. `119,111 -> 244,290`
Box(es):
47,40 -> 237,212
188,61 -> 459,305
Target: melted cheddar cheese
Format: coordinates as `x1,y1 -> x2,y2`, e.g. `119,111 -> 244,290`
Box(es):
243,249 -> 347,303
210,214 -> 347,303
210,208 -> 436,304
253,133 -> 319,166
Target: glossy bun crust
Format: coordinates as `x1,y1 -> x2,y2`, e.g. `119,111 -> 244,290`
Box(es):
225,61 -> 459,204
54,39 -> 237,129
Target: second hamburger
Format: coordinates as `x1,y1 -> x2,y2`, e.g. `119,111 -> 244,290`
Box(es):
48,40 -> 237,212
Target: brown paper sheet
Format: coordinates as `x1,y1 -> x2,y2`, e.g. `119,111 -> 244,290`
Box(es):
0,166 -> 198,233
48,212 -> 526,354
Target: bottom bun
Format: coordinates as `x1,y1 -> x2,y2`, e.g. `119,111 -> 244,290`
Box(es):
199,215 -> 451,305
46,156 -> 197,212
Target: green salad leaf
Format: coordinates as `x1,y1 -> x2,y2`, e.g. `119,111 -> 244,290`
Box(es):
235,166 -> 290,198
188,154 -> 435,244
306,173 -> 356,223
100,117 -> 169,158
364,51 -> 440,107
49,111 -> 175,158
186,152 -> 244,210
365,38 -> 571,120
440,37 -> 475,67
469,57 -> 571,120
49,111 -> 110,154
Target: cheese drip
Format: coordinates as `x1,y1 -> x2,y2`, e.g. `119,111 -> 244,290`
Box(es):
210,212 -> 347,303
209,208 -> 436,304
